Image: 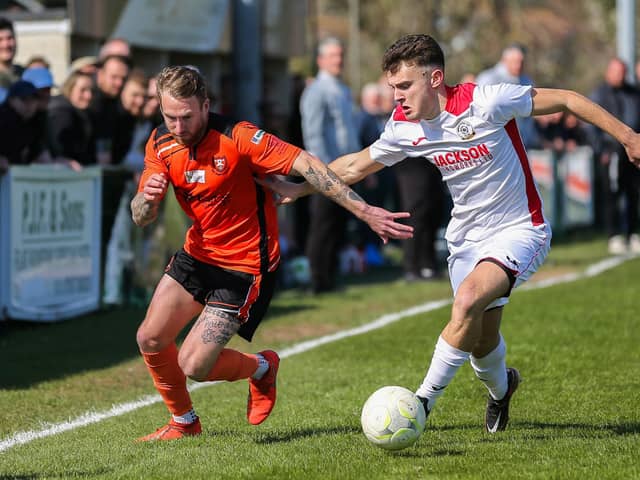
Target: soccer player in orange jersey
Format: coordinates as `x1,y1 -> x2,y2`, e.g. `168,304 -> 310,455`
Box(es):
131,65 -> 413,441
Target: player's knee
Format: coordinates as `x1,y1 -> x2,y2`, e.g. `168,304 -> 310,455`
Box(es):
452,286 -> 484,319
136,326 -> 168,353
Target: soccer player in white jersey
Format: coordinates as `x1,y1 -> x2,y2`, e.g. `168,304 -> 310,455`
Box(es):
263,34 -> 640,433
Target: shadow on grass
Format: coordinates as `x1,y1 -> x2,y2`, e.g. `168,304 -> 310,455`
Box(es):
0,265 -> 416,391
0,467 -> 112,479
251,424 -> 464,458
0,307 -> 146,390
252,424 -> 361,444
0,286 -> 316,390
518,420 -> 640,436
473,420 -> 640,441
385,447 -> 465,458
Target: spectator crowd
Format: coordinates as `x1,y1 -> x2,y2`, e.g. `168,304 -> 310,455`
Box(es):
0,19 -> 159,178
0,17 -> 162,306
1,13 -> 638,307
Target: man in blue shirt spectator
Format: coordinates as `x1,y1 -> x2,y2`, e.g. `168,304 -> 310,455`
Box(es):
300,37 -> 361,293
476,43 -> 538,149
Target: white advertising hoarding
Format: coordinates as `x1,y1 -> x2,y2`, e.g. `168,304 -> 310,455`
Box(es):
562,146 -> 594,227
529,147 -> 594,230
528,149 -> 555,226
0,166 -> 102,322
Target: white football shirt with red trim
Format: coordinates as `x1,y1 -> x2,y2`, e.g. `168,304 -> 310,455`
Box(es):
370,82 -> 548,243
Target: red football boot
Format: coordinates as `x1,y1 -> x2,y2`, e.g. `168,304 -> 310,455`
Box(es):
247,350 -> 280,425
137,417 -> 202,442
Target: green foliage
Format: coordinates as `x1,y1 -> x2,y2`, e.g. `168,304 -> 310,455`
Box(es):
312,0 -> 625,94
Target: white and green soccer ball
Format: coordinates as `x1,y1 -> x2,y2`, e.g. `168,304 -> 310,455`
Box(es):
360,386 -> 426,451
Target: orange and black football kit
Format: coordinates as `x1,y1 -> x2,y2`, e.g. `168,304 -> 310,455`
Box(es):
139,113 -> 301,340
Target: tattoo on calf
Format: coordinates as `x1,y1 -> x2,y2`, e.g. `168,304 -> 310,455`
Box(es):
197,306 -> 240,345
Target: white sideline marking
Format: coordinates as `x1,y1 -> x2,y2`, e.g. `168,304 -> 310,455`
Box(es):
0,254 -> 635,453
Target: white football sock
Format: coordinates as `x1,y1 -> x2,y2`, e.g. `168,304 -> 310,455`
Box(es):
415,336 -> 470,411
251,353 -> 270,380
172,408 -> 198,425
470,334 -> 508,400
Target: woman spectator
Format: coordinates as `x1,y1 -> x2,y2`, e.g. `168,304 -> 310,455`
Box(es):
47,70 -> 95,167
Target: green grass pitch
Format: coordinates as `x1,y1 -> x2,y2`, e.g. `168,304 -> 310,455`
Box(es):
1,238 -> 638,479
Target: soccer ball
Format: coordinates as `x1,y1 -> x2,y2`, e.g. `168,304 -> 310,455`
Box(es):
360,385 -> 426,451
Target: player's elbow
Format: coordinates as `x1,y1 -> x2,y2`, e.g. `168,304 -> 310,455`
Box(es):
329,156 -> 359,185
343,162 -> 364,185
335,148 -> 377,185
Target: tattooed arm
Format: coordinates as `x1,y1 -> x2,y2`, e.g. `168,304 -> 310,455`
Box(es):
289,149 -> 378,207
131,173 -> 168,227
285,149 -> 412,243
261,147 -> 385,204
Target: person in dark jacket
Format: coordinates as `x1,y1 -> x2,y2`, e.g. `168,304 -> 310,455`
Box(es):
588,57 -> 640,254
47,70 -> 95,167
87,54 -> 131,165
0,80 -> 41,172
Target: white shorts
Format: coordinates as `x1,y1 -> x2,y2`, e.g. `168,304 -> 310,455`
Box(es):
447,223 -> 551,310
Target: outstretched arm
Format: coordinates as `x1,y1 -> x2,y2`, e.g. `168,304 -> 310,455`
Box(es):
131,173 -> 168,227
531,88 -> 640,167
286,148 -> 411,243
261,147 -> 385,202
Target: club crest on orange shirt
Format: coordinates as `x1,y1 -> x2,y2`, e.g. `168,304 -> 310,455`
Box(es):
212,156 -> 228,174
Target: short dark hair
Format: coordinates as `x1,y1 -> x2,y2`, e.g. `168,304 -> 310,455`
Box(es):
156,65 -> 208,106
0,17 -> 14,33
382,34 -> 444,74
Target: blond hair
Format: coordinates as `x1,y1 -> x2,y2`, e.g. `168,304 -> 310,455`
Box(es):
61,71 -> 93,99
156,65 -> 208,105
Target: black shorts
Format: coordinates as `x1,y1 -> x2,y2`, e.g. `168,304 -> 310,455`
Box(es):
164,249 -> 278,342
